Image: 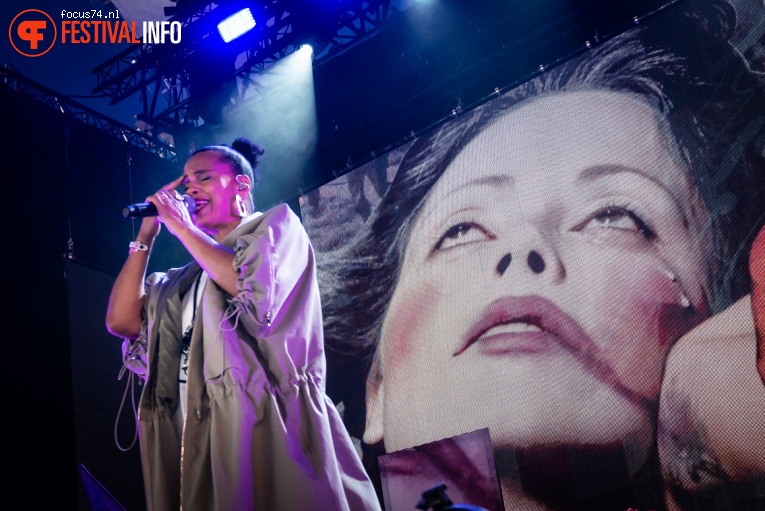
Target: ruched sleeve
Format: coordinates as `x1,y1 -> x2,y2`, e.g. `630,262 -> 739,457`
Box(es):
220,203 -> 325,387
119,271 -> 167,382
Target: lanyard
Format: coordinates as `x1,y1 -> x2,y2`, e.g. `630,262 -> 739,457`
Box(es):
181,272 -> 203,350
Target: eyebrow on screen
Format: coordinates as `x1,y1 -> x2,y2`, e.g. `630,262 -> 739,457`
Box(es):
577,164 -> 687,218
444,174 -> 514,198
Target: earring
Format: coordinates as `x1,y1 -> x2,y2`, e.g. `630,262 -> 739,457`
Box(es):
496,253 -> 512,276
665,270 -> 691,308
235,194 -> 247,217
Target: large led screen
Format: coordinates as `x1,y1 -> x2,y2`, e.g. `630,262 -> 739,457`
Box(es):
301,0 -> 765,509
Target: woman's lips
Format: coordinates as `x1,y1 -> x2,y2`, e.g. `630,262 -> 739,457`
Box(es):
192,199 -> 208,213
455,296 -> 596,357
470,326 -> 558,355
455,295 -> 653,409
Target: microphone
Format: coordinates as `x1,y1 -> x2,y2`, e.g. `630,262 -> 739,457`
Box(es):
123,195 -> 197,218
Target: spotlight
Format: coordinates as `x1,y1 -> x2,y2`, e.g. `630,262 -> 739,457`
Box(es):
217,8 -> 256,43
298,44 -> 314,58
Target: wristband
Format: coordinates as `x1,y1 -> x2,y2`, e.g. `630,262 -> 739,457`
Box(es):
129,241 -> 149,253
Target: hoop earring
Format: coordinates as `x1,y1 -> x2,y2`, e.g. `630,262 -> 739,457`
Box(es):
235,194 -> 247,217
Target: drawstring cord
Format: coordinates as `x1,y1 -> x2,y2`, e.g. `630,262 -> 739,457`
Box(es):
114,340 -> 144,452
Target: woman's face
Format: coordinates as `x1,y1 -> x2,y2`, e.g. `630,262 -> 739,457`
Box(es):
181,151 -> 244,239
366,90 -> 711,462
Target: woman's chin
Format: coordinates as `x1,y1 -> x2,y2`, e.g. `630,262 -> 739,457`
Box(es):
384,397 -> 653,460
490,390 -> 653,443
491,414 -> 652,448
487,407 -> 655,474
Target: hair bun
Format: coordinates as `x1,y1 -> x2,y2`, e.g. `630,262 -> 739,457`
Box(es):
231,137 -> 265,168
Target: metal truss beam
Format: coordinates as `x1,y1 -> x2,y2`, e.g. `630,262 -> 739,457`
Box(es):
90,1 -> 393,139
233,0 -> 394,109
1,65 -> 177,161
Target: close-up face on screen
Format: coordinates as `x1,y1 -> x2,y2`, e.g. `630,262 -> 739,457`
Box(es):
372,89 -> 709,456
300,0 -> 765,509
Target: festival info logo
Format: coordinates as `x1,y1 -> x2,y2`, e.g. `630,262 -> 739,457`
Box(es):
9,9 -> 57,57
9,9 -> 182,57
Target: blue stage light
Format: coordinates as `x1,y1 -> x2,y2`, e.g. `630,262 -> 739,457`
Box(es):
217,8 -> 256,43
298,44 -> 314,58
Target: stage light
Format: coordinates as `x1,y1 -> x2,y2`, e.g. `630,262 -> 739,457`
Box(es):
217,8 -> 256,43
298,44 -> 314,58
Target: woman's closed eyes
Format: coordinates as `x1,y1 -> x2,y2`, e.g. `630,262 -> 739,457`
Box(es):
182,172 -> 211,191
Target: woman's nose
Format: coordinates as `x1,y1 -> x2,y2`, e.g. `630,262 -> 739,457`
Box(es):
496,246 -> 564,281
493,210 -> 566,281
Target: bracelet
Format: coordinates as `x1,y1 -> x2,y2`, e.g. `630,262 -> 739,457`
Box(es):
128,241 -> 149,253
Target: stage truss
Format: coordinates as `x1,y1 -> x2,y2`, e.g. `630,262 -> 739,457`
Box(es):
89,0 -> 395,140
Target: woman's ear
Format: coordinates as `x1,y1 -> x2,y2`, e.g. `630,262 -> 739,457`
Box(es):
363,359 -> 385,444
236,174 -> 250,191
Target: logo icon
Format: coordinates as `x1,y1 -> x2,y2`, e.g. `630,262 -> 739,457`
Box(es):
9,9 -> 57,57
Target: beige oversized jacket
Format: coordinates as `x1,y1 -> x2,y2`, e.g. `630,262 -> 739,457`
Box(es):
122,203 -> 381,511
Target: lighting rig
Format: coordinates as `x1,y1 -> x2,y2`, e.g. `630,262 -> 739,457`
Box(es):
0,64 -> 178,160
89,0 -> 394,147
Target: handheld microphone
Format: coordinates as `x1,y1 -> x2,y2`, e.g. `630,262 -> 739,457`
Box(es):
123,195 -> 197,218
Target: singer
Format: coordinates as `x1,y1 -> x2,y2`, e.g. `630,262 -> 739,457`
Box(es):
105,137 -> 381,511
